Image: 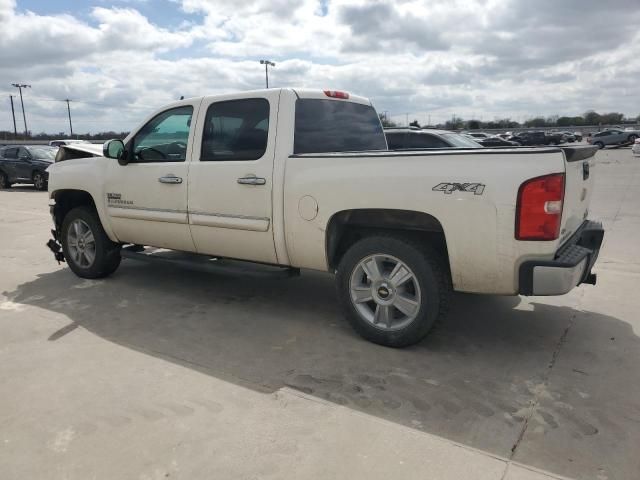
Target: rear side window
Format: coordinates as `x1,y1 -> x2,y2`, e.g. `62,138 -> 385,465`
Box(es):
407,133 -> 449,148
2,147 -> 18,159
294,99 -> 387,154
385,132 -> 407,149
201,98 -> 270,161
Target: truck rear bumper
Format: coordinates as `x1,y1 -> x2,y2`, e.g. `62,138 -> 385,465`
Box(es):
519,220 -> 604,296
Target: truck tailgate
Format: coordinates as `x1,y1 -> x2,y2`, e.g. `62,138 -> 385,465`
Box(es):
560,146 -> 598,243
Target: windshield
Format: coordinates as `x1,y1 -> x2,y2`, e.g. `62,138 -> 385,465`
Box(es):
294,99 -> 387,154
441,133 -> 483,148
27,147 -> 57,161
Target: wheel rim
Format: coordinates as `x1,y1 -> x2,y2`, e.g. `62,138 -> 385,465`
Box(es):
67,219 -> 96,268
349,254 -> 421,331
34,173 -> 43,189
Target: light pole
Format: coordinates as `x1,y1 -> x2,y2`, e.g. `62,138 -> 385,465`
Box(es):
9,95 -> 18,138
259,60 -> 275,88
65,99 -> 73,137
11,83 -> 31,138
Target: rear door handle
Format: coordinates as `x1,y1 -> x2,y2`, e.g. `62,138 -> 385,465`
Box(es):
159,175 -> 183,184
237,175 -> 266,186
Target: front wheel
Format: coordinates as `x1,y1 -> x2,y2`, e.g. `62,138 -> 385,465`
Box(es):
61,206 -> 121,278
33,171 -> 47,191
629,134 -> 638,143
594,141 -> 605,149
336,235 -> 451,347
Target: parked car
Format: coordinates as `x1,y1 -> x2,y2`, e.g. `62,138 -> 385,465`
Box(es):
49,139 -> 92,148
46,88 -> 603,348
476,136 -> 520,147
633,138 -> 640,156
587,129 -> 640,148
560,132 -> 576,143
464,132 -> 491,140
385,128 -> 482,149
573,131 -> 583,142
0,145 -> 57,190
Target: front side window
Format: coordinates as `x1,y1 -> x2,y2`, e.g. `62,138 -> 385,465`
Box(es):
200,98 -> 270,161
27,147 -> 56,161
131,106 -> 193,163
294,99 -> 387,154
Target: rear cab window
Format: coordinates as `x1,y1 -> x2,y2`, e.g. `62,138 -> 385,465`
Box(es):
294,99 -> 387,154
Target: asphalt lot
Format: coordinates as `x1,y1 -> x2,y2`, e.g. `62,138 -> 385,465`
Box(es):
1,146 -> 639,480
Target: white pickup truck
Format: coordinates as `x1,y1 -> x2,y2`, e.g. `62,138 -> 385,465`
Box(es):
47,88 -> 604,347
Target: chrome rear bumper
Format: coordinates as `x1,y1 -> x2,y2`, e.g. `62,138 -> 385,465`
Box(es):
519,220 -> 604,296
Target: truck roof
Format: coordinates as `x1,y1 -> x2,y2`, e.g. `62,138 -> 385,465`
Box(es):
176,88 -> 372,107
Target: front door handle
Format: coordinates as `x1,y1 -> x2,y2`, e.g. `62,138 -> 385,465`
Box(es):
159,175 -> 183,184
237,175 -> 266,186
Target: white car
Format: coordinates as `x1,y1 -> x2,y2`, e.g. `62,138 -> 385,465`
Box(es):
45,88 -> 604,347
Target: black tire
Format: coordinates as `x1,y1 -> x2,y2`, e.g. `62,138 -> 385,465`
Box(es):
594,141 -> 604,149
336,235 -> 451,347
629,134 -> 638,143
61,206 -> 121,279
0,171 -> 11,189
32,170 -> 47,191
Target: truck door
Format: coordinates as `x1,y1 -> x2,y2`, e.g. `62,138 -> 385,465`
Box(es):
187,91 -> 280,264
103,101 -> 200,251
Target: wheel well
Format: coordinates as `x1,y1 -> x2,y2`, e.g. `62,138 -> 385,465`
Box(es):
326,209 -> 449,270
52,190 -> 97,231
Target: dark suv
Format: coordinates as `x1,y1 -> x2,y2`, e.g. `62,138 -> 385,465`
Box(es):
0,145 -> 57,190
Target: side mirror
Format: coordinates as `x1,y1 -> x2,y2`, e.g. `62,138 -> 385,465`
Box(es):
103,139 -> 127,165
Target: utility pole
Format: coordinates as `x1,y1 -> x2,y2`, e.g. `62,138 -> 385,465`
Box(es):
405,113 -> 409,126
11,83 -> 31,139
65,99 -> 73,137
9,95 -> 17,138
259,60 -> 275,88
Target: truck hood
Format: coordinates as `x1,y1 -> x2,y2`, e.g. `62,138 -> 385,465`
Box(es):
55,143 -> 103,162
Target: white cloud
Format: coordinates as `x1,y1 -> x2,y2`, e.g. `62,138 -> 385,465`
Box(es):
0,0 -> 639,134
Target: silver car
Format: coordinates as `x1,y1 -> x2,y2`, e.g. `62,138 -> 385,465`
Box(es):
588,129 -> 639,148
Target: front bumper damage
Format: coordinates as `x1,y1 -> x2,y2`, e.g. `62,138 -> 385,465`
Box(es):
519,220 -> 604,296
46,199 -> 65,263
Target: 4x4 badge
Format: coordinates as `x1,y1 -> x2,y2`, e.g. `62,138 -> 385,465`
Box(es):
432,182 -> 485,195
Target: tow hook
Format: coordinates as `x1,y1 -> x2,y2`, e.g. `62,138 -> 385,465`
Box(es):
46,229 -> 65,264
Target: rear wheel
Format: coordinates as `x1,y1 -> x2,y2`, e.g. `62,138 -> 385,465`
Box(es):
33,171 -> 47,190
629,134 -> 638,143
336,235 -> 451,347
61,206 -> 121,278
0,171 -> 11,189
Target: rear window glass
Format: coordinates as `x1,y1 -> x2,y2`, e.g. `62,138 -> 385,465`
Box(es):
294,99 -> 387,154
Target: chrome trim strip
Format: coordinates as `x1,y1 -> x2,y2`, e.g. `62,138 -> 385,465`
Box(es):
188,211 -> 269,222
107,205 -> 187,214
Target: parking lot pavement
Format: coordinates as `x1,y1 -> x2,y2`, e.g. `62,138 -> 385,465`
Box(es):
1,147 -> 639,480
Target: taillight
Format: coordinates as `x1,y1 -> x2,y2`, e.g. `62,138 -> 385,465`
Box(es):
515,173 -> 565,240
324,90 -> 349,99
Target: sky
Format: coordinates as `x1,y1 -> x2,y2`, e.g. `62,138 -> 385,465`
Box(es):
0,0 -> 639,134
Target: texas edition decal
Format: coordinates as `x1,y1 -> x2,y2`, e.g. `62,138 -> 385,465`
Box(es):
432,182 -> 485,195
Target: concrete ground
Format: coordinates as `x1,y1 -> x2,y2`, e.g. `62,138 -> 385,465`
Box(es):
1,146 -> 639,480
